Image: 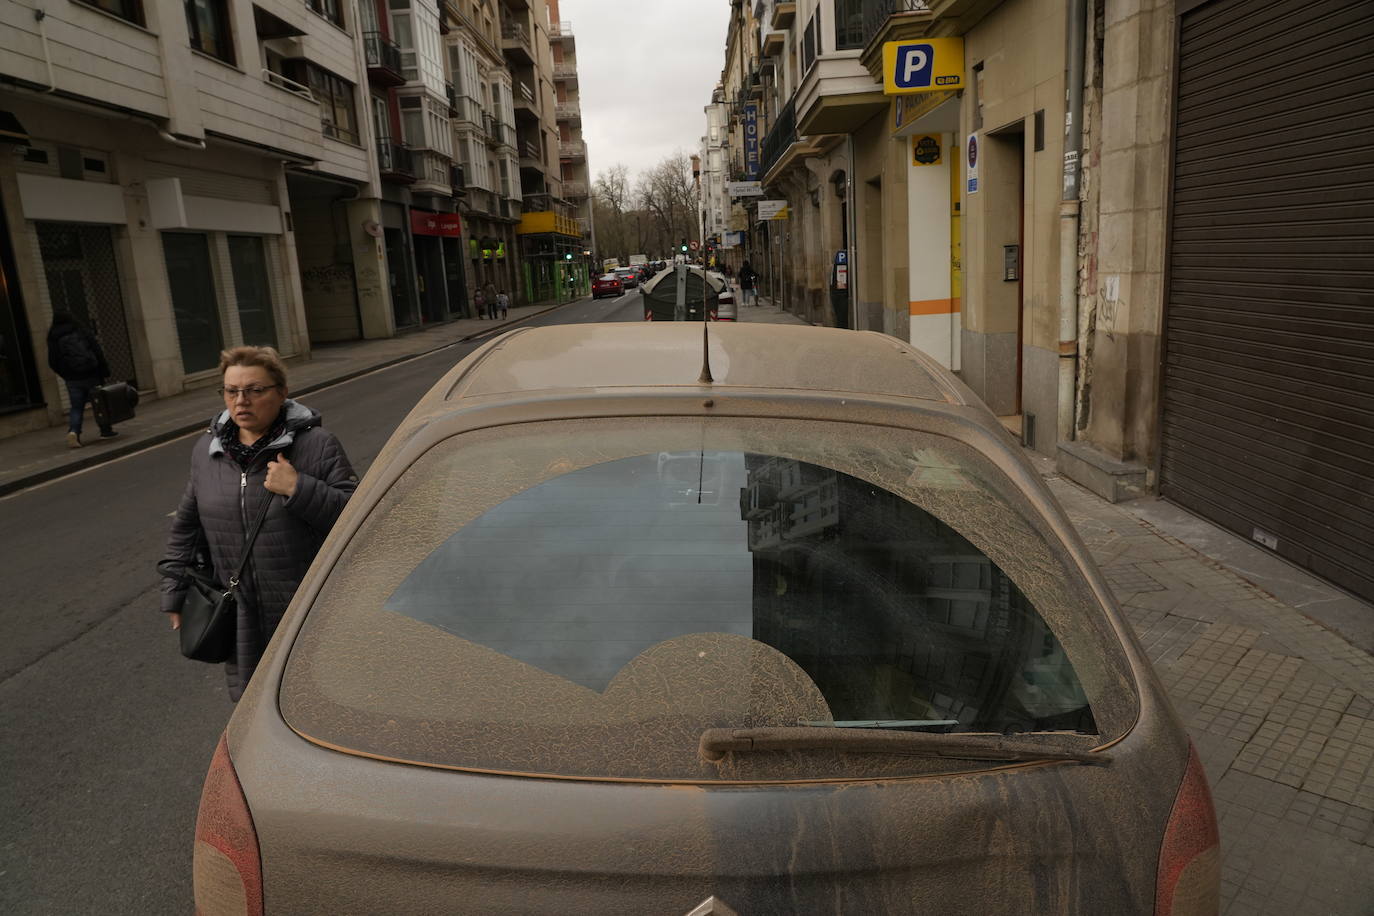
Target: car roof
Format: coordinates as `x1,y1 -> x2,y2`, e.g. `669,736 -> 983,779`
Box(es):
437,324 -> 974,406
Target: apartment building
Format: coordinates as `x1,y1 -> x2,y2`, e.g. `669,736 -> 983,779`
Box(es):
700,89 -> 731,251
508,0 -> 589,303
442,0 -> 523,307
0,0 -> 380,439
549,1 -> 594,271
717,0 -> 1374,605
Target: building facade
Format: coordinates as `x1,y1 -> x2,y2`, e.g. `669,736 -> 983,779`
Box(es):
0,0 -> 381,439
712,0 -> 1374,604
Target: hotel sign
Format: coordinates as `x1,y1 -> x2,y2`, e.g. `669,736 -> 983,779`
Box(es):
882,39 -> 965,95
743,103 -> 761,179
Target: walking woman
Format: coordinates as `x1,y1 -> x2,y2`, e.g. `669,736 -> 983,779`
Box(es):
158,346 -> 357,700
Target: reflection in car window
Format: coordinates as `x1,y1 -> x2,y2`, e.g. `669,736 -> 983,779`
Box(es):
386,451 -> 1095,735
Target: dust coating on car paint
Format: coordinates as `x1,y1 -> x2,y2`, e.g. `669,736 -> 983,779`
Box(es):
279,418 -> 1134,782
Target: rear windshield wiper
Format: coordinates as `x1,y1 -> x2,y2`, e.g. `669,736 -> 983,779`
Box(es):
699,727 -> 1110,766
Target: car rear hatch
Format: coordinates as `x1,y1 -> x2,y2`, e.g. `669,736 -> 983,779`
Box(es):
259,413 -> 1182,913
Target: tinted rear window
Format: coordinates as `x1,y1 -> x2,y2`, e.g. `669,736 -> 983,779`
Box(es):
282,420 -> 1135,782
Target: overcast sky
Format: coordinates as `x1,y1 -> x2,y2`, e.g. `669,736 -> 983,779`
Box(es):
563,0 -> 731,186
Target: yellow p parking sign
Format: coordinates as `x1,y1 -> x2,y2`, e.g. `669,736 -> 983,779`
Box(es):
883,39 -> 965,95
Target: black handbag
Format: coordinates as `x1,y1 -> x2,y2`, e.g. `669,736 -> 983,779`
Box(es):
161,496 -> 274,664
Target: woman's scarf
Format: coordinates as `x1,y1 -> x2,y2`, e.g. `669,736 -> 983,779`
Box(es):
220,410 -> 288,470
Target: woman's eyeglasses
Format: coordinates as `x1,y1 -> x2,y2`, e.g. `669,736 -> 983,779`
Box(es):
219,385 -> 280,401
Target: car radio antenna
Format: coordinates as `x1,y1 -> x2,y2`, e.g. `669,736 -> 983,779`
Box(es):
698,312 -> 713,384
697,193 -> 713,384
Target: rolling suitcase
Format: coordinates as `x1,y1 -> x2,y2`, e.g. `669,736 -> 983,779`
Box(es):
91,381 -> 139,427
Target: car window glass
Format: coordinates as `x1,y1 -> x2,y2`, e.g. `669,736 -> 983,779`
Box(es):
282,420 -> 1134,783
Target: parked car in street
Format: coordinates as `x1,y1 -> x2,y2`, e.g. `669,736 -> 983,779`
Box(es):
194,324 -> 1218,915
716,285 -> 737,321
613,267 -> 639,289
592,273 -> 623,299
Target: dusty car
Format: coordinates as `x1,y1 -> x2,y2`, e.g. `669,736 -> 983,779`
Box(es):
194,324 -> 1219,915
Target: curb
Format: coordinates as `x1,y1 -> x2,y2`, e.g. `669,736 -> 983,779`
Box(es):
0,299 -> 577,499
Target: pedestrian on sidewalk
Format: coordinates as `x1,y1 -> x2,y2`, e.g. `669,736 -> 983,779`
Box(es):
157,346 -> 358,702
483,279 -> 499,319
738,260 -> 758,306
473,288 -> 487,320
46,311 -> 116,449
497,289 -> 510,319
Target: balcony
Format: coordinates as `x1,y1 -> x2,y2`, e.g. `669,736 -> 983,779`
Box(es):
377,140 -> 416,183
437,0 -> 452,34
760,96 -> 797,180
501,22 -> 534,66
549,20 -> 574,41
412,149 -> 453,194
446,82 -> 458,116
552,62 -> 579,85
554,101 -> 580,123
513,81 -> 539,122
562,180 -> 588,198
558,140 -> 585,161
519,139 -> 544,170
772,1 -> 796,28
363,32 -> 405,87
762,30 -> 786,57
450,164 -> 465,195
858,0 -> 934,76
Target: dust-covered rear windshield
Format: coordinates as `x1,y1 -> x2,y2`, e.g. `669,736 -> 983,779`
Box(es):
281,419 -> 1135,782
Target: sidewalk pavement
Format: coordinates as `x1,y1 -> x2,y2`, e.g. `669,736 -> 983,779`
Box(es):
741,294 -> 1374,914
8,290 -> 1373,912
0,301 -> 567,498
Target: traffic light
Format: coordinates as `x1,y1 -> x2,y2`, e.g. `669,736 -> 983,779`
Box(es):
680,239 -> 688,252
564,252 -> 573,260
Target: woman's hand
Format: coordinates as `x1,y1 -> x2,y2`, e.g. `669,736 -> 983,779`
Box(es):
170,613 -> 181,630
265,453 -> 299,498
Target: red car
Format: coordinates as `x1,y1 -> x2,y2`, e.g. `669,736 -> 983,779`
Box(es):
592,274 -> 623,299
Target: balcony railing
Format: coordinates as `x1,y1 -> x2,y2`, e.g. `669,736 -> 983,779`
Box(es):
521,140 -> 542,161
759,95 -> 797,178
552,63 -> 578,81
377,140 -> 415,180
554,101 -> 580,121
446,82 -> 458,115
562,180 -> 588,198
549,20 -> 573,38
558,140 -> 585,160
851,0 -> 929,51
362,32 -> 404,82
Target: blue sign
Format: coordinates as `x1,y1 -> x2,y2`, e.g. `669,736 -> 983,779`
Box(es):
744,103 -> 760,180
834,250 -> 848,265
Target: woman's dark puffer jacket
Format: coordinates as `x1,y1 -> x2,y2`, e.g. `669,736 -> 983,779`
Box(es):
160,400 -> 357,700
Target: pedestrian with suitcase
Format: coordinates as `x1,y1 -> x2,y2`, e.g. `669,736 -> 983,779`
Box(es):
46,311 -> 117,448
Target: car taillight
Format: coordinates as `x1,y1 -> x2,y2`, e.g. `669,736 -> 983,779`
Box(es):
194,733 -> 263,916
1155,743 -> 1219,916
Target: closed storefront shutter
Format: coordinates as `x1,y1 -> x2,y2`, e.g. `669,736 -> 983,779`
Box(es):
1160,0 -> 1374,602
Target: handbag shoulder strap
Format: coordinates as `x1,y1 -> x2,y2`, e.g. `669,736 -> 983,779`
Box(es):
228,495 -> 275,588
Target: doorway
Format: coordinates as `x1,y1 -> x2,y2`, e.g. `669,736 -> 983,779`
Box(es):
983,123 -> 1025,420
161,232 -> 224,374
385,227 -> 418,329
36,223 -> 138,385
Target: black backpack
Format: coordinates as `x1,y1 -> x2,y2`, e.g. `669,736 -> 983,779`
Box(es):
58,332 -> 100,378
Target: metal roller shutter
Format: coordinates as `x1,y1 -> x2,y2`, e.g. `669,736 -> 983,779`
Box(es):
1160,0 -> 1374,602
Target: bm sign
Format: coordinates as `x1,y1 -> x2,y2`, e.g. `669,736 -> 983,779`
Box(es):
882,38 -> 965,95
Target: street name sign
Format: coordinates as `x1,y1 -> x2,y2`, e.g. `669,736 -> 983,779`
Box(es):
882,39 -> 964,95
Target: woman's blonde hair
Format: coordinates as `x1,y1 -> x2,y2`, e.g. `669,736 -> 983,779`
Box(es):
219,346 -> 287,390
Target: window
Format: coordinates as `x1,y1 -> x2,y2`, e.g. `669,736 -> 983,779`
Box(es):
305,65 -> 360,144
75,0 -> 144,26
801,11 -> 817,73
184,0 -> 235,64
834,0 -> 865,50
281,421 -> 1128,783
306,0 -> 344,29
227,236 -> 278,349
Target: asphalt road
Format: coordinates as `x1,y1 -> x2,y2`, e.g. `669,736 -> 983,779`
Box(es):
0,291 -> 642,914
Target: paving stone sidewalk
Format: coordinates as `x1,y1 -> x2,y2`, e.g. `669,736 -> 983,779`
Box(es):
745,298 -> 1374,914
